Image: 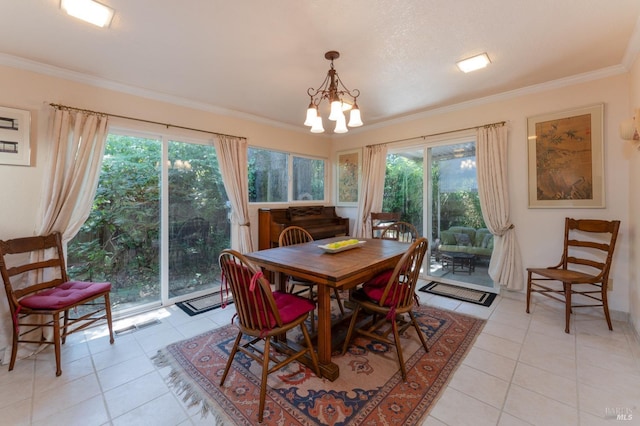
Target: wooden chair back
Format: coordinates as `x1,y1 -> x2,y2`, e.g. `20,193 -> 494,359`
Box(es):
376,237 -> 429,312
371,212 -> 401,238
560,218 -> 620,280
380,221 -> 419,243
278,225 -> 313,246
0,233 -> 69,310
219,249 -> 283,333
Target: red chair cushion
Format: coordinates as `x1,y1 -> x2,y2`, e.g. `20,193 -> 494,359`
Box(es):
363,269 -> 394,288
362,283 -> 402,307
20,281 -> 111,310
272,291 -> 315,325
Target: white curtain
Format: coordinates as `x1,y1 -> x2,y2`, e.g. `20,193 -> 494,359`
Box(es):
213,135 -> 253,253
2,107 -> 109,365
476,124 -> 524,290
354,144 -> 388,238
38,108 -> 109,242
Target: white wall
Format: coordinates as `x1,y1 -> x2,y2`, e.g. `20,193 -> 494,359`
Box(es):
0,64 -> 331,350
627,57 -> 640,335
0,62 -> 637,349
337,73 -> 633,318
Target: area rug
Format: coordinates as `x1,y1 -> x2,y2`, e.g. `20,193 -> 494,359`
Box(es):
175,291 -> 232,316
419,281 -> 496,307
152,305 -> 485,425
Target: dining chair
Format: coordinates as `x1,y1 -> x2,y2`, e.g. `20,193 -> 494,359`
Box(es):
370,212 -> 401,238
379,221 -> 419,243
526,218 -> 620,333
341,237 -> 430,381
0,232 -> 114,376
278,226 -> 345,332
218,249 -> 320,423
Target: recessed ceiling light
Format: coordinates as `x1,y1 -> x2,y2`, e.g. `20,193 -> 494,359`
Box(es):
456,53 -> 491,73
61,0 -> 115,28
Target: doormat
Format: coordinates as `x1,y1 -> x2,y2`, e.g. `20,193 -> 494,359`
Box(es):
419,281 -> 496,307
175,292 -> 232,316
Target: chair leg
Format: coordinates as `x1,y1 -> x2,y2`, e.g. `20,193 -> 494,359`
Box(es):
341,305 -> 361,355
220,332 -> 243,386
62,309 -> 69,345
391,318 -> 407,381
308,287 -> 316,333
53,313 -> 62,376
105,293 -> 115,344
333,289 -> 345,316
9,318 -> 18,372
526,272 -> 532,314
564,282 -> 571,334
602,285 -> 613,330
258,337 -> 271,423
409,311 -> 429,353
299,323 -> 320,377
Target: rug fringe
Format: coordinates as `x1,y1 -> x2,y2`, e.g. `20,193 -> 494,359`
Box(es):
152,350 -> 226,425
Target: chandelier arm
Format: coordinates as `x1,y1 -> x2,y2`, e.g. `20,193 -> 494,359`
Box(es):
307,73 -> 332,99
334,74 -> 360,100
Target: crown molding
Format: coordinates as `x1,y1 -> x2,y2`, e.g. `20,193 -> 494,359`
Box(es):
0,52 -> 303,133
0,52 -> 630,138
356,64 -> 628,134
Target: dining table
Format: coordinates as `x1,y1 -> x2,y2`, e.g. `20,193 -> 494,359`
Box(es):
244,236 -> 409,381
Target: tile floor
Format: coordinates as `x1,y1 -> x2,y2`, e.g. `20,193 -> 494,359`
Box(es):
1,282 -> 639,426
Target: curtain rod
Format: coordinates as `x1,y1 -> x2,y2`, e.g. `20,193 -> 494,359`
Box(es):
49,103 -> 246,140
366,120 -> 506,148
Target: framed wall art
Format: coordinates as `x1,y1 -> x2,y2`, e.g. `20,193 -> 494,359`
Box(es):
336,149 -> 361,206
527,103 -> 604,208
0,106 -> 31,166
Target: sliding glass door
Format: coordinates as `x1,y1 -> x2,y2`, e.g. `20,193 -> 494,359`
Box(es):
383,138 -> 496,292
167,140 -> 229,299
67,131 -> 230,314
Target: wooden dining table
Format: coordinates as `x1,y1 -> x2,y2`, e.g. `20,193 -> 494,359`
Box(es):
244,236 -> 409,381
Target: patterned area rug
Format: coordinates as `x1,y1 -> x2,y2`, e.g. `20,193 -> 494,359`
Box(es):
419,281 -> 497,307
153,305 -> 485,425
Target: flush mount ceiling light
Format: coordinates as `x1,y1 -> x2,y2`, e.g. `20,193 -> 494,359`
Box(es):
304,51 -> 363,134
456,53 -> 491,73
61,0 -> 115,28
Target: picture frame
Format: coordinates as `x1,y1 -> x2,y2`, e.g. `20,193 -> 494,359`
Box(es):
336,148 -> 361,206
0,106 -> 31,166
527,103 -> 604,208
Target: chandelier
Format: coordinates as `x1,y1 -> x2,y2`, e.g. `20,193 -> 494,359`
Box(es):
304,51 -> 363,134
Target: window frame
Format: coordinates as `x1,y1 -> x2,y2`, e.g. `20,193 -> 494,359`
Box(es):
248,146 -> 328,204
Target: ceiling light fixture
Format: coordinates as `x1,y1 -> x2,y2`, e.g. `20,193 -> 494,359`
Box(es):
61,0 -> 115,28
456,53 -> 491,73
304,51 -> 363,134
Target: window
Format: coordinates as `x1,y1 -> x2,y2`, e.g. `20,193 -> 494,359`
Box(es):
248,147 -> 326,203
67,131 -> 230,313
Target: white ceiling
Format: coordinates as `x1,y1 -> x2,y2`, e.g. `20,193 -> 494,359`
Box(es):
1,0 -> 640,133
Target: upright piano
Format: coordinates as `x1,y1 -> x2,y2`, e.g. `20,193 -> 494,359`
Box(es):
258,206 -> 350,250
